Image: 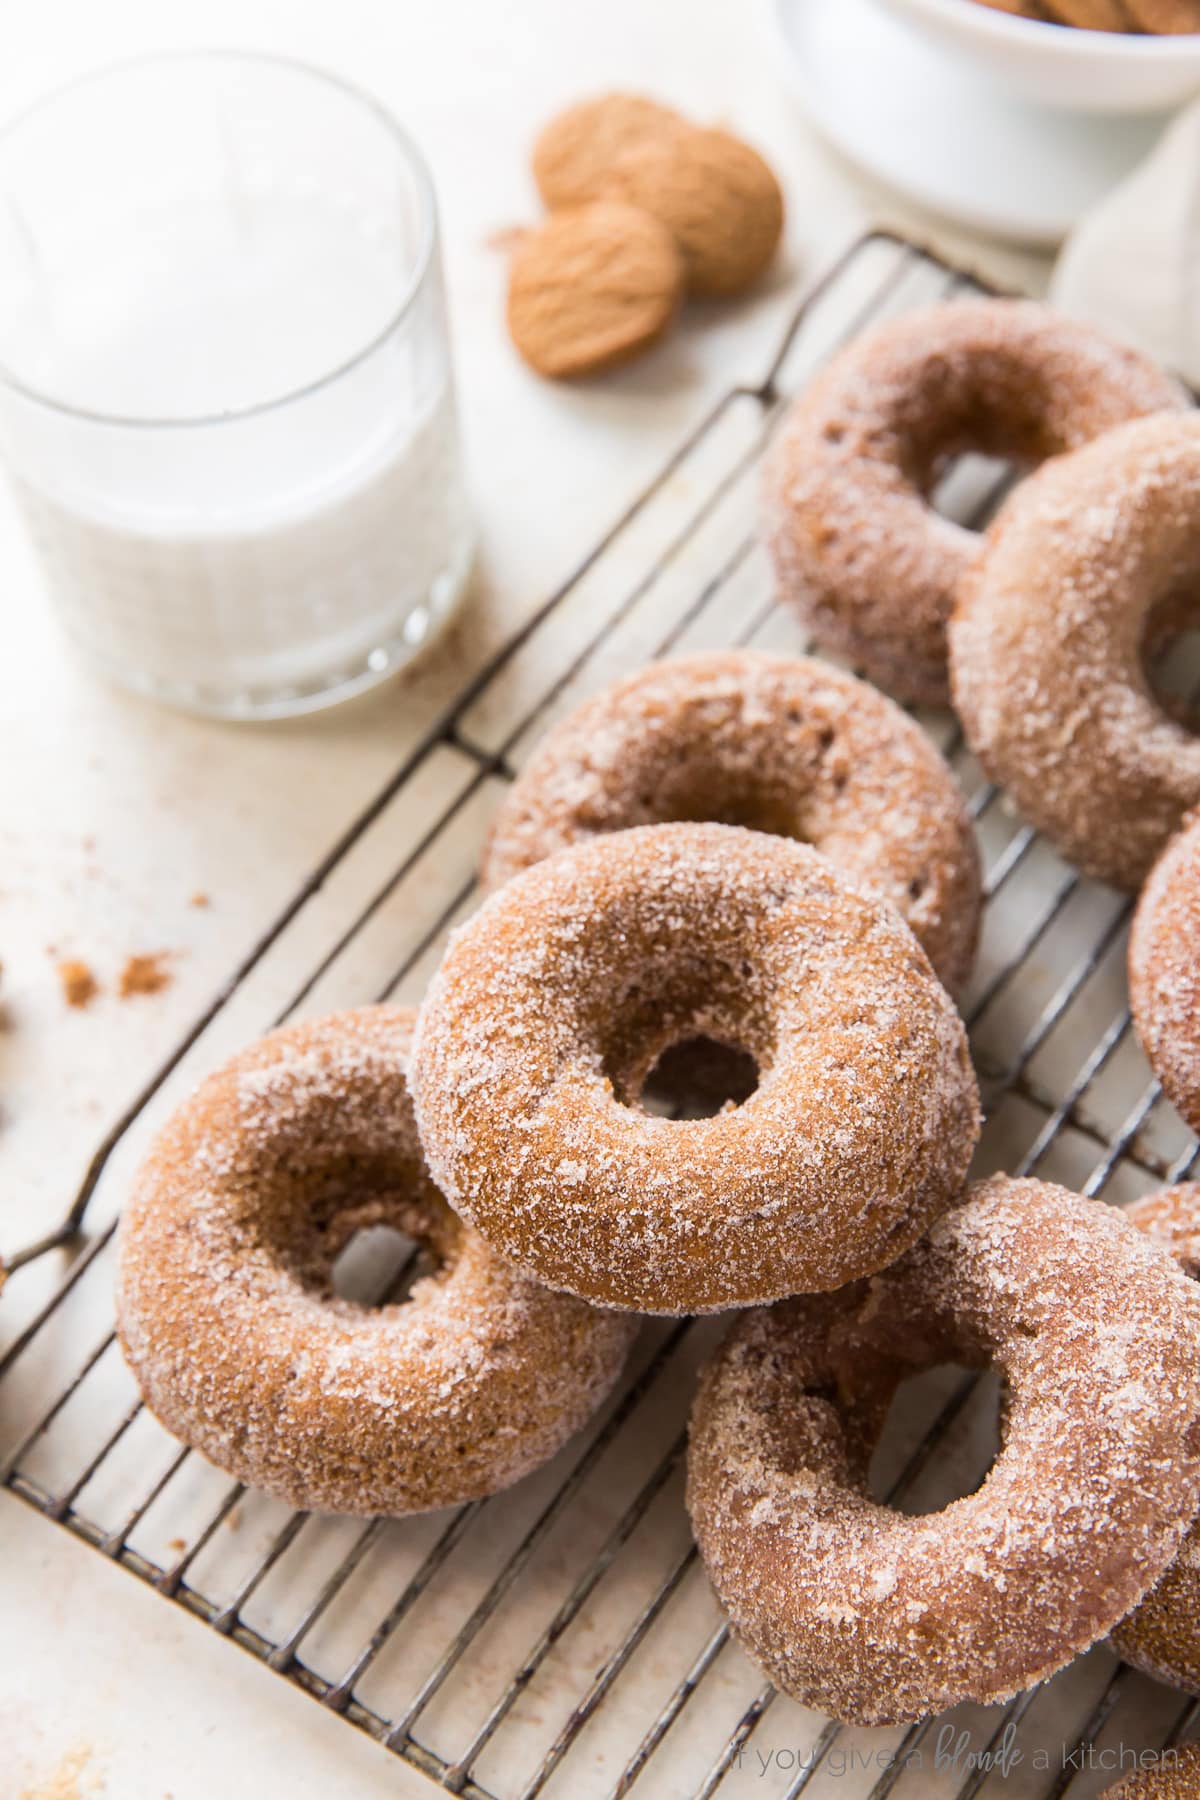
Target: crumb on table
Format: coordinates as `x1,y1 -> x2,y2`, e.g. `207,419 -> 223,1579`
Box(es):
118,952 -> 173,999
57,959 -> 99,1009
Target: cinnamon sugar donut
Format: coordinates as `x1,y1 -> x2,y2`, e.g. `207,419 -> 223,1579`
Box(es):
1131,811 -> 1200,1129
482,652 -> 982,993
1112,1185 -> 1200,1693
411,822 -> 980,1315
1102,1749 -> 1200,1800
686,1176 -> 1200,1726
116,1007 -> 636,1515
952,413 -> 1200,891
764,299 -> 1184,707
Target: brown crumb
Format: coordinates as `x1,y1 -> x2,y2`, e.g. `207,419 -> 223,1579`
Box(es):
189,892 -> 210,909
167,1536 -> 186,1553
58,959 -> 99,1010
118,953 -> 173,999
226,1506 -> 242,1531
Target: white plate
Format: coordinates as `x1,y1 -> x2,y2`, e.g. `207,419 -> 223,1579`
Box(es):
771,0 -> 1164,246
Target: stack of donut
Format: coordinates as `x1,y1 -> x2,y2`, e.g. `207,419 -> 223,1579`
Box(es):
764,297 -> 1200,1129
115,293 -> 1200,1766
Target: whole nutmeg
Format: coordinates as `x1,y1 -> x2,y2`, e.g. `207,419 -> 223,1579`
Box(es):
532,92 -> 784,298
506,202 -> 685,379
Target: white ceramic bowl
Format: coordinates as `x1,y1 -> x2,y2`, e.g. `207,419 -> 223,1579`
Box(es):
876,0 -> 1200,112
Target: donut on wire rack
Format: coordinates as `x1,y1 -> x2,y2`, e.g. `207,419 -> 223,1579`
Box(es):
764,298 -> 1183,707
951,412 -> 1200,890
1130,808 -> 1200,1130
483,651 -> 981,993
1111,1183 -> 1200,1694
117,1006 -> 637,1516
413,821 -> 981,1315
686,1176 -> 1200,1725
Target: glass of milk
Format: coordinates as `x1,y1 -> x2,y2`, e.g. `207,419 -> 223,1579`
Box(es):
0,53 -> 474,718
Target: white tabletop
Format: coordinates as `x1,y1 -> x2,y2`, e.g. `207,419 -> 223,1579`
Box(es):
1,2 -> 1051,1792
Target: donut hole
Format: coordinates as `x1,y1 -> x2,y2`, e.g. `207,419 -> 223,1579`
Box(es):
1141,590 -> 1200,727
868,1363 -> 1002,1517
593,951 -> 771,1116
640,1035 -> 760,1119
621,730 -> 856,844
647,776 -> 809,842
904,356 -> 1082,530
710,793 -> 804,838
254,1147 -> 456,1307
928,450 -> 1016,535
331,1222 -> 432,1306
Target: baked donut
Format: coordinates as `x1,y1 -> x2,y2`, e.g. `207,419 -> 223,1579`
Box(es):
1131,810 -> 1200,1130
952,413 -> 1200,891
411,822 -> 980,1314
1102,1749 -> 1200,1800
1112,1185 -> 1200,1692
116,1007 -> 636,1516
764,299 -> 1184,706
686,1176 -> 1200,1726
483,652 -> 981,991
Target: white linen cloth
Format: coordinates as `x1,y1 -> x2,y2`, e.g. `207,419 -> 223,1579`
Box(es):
1053,99 -> 1200,386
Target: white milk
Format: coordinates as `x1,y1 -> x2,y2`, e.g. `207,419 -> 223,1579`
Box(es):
0,183 -> 472,714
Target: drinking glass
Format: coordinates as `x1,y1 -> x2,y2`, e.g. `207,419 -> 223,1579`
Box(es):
0,53 -> 474,718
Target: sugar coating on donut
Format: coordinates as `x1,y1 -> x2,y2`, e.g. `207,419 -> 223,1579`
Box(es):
763,298 -> 1184,708
1101,1746 -> 1200,1800
687,1176 -> 1200,1725
1112,1185 -> 1200,1694
116,1007 -> 637,1515
412,822 -> 980,1314
1130,811 -> 1200,1130
483,652 -> 981,992
952,412 -> 1200,892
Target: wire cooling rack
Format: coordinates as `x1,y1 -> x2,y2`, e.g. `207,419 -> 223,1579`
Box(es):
3,230 -> 1200,1800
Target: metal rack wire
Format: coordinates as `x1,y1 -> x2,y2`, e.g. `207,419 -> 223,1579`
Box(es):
3,230 -> 1199,1800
